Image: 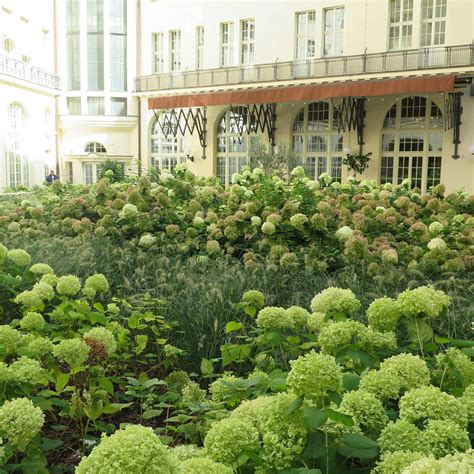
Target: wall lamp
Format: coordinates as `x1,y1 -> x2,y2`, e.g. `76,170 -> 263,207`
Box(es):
185,148 -> 194,162
343,145 -> 354,157
470,144 -> 474,156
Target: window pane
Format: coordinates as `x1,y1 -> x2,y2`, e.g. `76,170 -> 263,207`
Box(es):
380,156 -> 394,184
110,98 -> 127,116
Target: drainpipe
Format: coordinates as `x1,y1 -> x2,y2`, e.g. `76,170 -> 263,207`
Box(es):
136,0 -> 142,175
53,0 -> 60,177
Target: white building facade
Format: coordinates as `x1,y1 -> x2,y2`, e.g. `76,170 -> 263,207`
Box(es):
137,0 -> 474,194
1,1 -> 473,193
0,0 -> 59,190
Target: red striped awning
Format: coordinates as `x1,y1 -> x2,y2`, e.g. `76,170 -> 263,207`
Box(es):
148,75 -> 455,109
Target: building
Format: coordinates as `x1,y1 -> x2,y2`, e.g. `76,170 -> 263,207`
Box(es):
56,0 -> 138,185
0,0 -> 59,190
137,0 -> 474,193
1,1 -> 473,193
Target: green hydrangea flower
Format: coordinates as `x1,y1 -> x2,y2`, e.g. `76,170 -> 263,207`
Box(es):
338,390 -> 389,437
180,457 -> 233,474
84,274 -> 109,294
24,336 -> 54,359
14,290 -> 43,309
76,425 -> 179,474
0,398 -> 44,451
172,444 -> 203,462
335,226 -> 353,241
378,420 -> 428,454
359,369 -> 403,401
0,362 -> 13,383
9,357 -> 45,385
119,203 -> 138,219
372,451 -> 425,474
182,382 -> 206,404
209,375 -> 243,403
462,384 -> 474,422
318,320 -> 396,355
290,213 -> 308,229
399,385 -> 468,428
40,273 -> 58,287
0,326 -> 23,355
7,249 -> 31,267
397,286 -> 450,319
306,312 -> 329,333
29,263 -> 54,275
402,450 -> 474,473
165,370 -> 190,392
83,327 -> 117,356
423,419 -> 470,458
286,306 -> 310,327
310,287 -> 361,315
0,243 -> 8,262
242,290 -> 265,309
56,275 -> 82,296
20,312 -> 46,332
139,233 -> 156,248
432,347 -> 474,391
287,351 -> 343,399
32,281 -> 54,301
204,417 -> 260,467
256,307 -> 295,331
379,354 -> 430,392
53,338 -> 90,368
366,297 -> 401,332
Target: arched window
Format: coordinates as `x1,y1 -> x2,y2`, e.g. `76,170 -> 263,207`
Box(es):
85,142 -> 107,154
291,101 -> 343,182
150,112 -> 186,172
216,106 -> 252,185
5,102 -> 29,188
380,96 -> 443,192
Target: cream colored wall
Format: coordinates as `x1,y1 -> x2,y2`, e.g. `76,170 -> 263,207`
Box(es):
140,0 -> 473,75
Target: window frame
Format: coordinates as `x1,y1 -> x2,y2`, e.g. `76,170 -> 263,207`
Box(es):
220,22 -> 234,67
295,10 -> 316,60
152,32 -> 164,73
387,0 -> 414,51
380,96 -> 444,193
323,6 -> 345,57
420,0 -> 447,47
169,29 -> 181,72
196,26 -> 204,69
240,19 -> 255,65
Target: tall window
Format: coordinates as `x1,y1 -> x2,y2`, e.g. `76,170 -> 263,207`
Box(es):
196,26 -> 204,69
169,30 -> 181,72
150,114 -> 186,171
295,11 -> 316,59
110,0 -> 127,91
421,0 -> 447,47
240,19 -> 255,65
292,102 -> 343,182
88,97 -> 105,114
67,97 -> 81,114
216,107 -> 252,185
87,0 -> 104,90
83,163 -> 103,185
323,7 -> 344,56
5,103 -> 29,188
66,0 -> 80,90
110,97 -> 127,116
388,0 -> 413,50
153,33 -> 164,73
380,96 -> 444,192
220,22 -> 234,66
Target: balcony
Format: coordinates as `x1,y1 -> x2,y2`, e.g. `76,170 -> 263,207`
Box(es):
135,44 -> 474,93
0,54 -> 61,91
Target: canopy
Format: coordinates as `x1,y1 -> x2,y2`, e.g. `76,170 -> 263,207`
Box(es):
148,75 -> 455,109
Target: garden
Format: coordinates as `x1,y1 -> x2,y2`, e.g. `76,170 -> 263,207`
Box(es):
0,163 -> 472,473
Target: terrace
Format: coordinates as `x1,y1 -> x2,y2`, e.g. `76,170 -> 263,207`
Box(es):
135,44 -> 474,93
0,54 -> 61,91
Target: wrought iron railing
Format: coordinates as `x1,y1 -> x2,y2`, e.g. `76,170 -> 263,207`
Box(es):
135,44 -> 473,93
0,54 -> 61,90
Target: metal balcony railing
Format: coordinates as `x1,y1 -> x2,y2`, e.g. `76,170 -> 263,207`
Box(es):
135,44 -> 474,93
0,54 -> 61,90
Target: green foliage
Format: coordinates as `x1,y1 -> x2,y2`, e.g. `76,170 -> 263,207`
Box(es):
98,159 -> 125,183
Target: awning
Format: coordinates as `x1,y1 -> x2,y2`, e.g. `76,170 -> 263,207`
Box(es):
148,75 -> 455,109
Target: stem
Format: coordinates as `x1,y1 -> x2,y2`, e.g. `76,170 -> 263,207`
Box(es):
414,318 -> 425,357
321,396 -> 329,474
